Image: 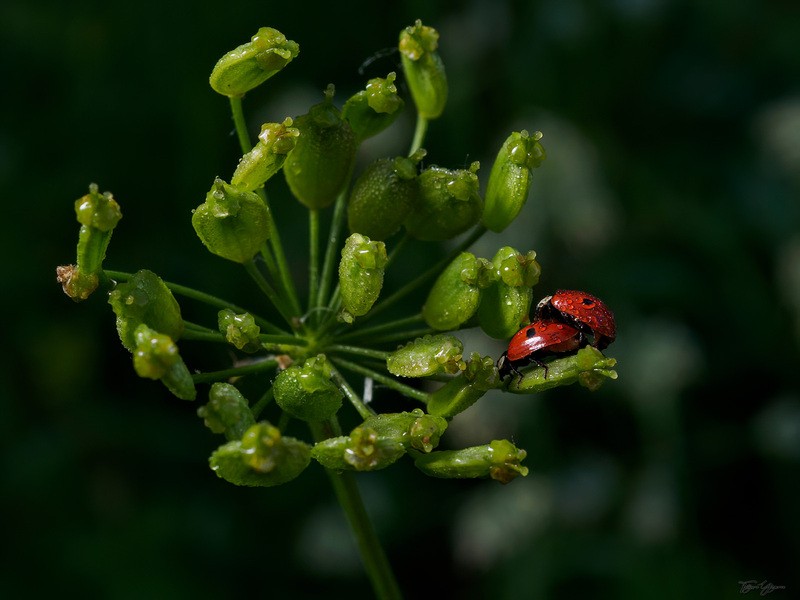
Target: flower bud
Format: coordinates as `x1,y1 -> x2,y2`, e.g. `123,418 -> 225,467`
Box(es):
209,27 -> 299,97
427,353 -> 499,417
347,150 -> 425,240
482,130 -> 546,232
338,233 -> 387,322
386,334 -> 464,377
192,178 -> 271,263
399,20 -> 448,119
132,324 -> 196,400
360,409 -> 448,453
414,439 -> 529,484
209,422 -> 311,487
342,72 -> 404,141
311,427 -> 406,472
58,184 -> 123,301
108,269 -> 184,352
504,346 -> 618,394
218,309 -> 261,352
198,382 -> 256,440
273,355 -> 343,421
283,85 -> 358,209
231,118 -> 300,192
422,252 -> 496,331
477,247 -> 541,339
404,162 -> 483,241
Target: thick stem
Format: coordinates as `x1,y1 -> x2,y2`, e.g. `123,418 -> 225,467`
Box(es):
409,113 -> 428,156
310,421 -> 403,600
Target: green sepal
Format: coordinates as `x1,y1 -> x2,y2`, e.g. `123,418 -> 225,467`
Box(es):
503,346 -> 618,394
477,247 -> 540,339
273,355 -> 343,422
231,118 -> 300,192
311,427 -> 406,472
197,382 -> 256,440
413,439 -> 528,484
483,130 -> 546,232
399,20 -> 448,119
192,178 -> 271,263
338,233 -> 387,322
347,151 -> 425,240
209,27 -> 299,97
342,72 -> 404,141
218,309 -> 261,352
422,252 -> 496,331
427,353 -> 499,418
108,269 -> 184,352
386,334 -> 464,377
132,324 -> 196,401
283,85 -> 358,209
209,422 -> 311,487
404,162 -> 483,241
359,409 -> 448,453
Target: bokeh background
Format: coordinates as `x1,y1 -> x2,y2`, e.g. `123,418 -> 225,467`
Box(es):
3,0 -> 799,598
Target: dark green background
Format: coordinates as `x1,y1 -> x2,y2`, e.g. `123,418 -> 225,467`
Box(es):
3,0 -> 799,598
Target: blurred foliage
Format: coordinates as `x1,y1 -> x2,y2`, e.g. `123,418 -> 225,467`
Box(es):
3,0 -> 799,598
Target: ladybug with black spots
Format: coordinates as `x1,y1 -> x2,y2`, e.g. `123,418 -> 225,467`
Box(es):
535,289 -> 616,350
497,318 -> 587,379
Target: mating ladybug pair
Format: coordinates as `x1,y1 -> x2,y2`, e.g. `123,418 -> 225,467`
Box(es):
497,290 -> 616,379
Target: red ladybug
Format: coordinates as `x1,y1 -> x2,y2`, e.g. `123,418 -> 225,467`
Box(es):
535,289 -> 616,350
497,318 -> 586,379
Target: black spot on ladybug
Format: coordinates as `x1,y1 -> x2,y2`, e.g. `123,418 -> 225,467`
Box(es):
581,298 -> 595,306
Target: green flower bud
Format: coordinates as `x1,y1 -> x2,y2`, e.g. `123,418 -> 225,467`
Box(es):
58,184 -> 123,301
422,252 -> 496,331
347,150 -> 425,240
427,353 -> 499,417
414,439 -> 529,484
192,178 -> 271,263
132,324 -> 196,400
311,427 -> 406,472
386,334 -> 464,377
482,130 -> 546,232
504,346 -> 618,394
338,233 -> 387,322
273,355 -> 343,421
283,85 -> 358,209
198,382 -> 256,440
231,118 -> 300,192
360,409 -> 448,453
399,20 -> 448,119
477,247 -> 541,339
218,309 -> 261,352
404,162 -> 483,241
209,27 -> 299,97
209,422 -> 311,487
108,269 -> 184,352
342,72 -> 404,141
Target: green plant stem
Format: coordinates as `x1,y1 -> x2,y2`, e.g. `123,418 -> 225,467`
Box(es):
102,269 -> 286,334
229,96 -> 302,319
363,224 -> 488,323
191,358 -> 279,384
328,344 -> 390,361
385,233 -> 409,269
363,327 -> 437,346
330,357 -> 429,405
180,329 -> 226,343
308,208 -> 320,317
409,113 -> 428,156
251,386 -> 274,419
328,362 -> 373,420
309,420 -> 402,600
244,259 -> 295,328
336,314 -> 424,343
317,187 -> 349,310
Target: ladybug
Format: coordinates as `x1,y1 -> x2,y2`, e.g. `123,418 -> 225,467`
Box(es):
497,318 -> 587,379
535,290 -> 616,350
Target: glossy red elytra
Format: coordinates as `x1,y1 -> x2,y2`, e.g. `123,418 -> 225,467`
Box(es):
497,318 -> 586,379
535,289 -> 616,350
